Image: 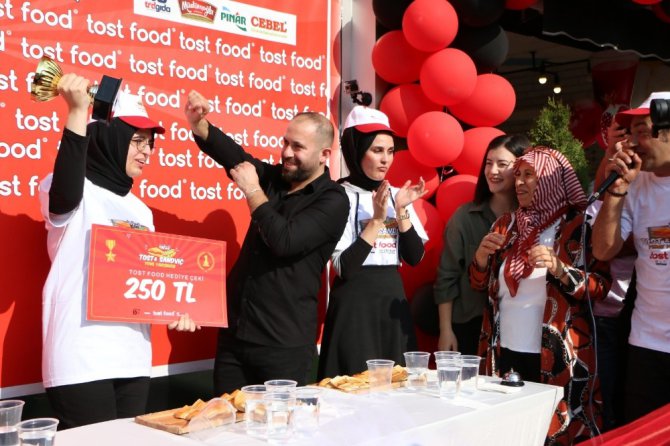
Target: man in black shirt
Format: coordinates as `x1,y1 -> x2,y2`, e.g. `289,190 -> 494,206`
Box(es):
184,90 -> 349,393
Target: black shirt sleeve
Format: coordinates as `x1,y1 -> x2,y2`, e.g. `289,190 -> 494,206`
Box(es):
399,226 -> 425,266
335,237 -> 373,280
49,128 -> 89,215
252,186 -> 350,258
193,122 -> 267,178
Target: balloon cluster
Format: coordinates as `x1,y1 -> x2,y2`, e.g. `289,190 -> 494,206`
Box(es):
371,0 -> 535,345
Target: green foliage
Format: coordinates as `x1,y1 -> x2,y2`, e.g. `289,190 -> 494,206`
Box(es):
528,97 -> 591,191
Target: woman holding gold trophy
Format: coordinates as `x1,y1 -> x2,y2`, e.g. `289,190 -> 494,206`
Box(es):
38,68 -> 197,429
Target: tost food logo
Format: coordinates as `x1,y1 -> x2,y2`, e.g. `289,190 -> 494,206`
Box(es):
139,245 -> 186,268
179,0 -> 216,23
221,6 -> 247,32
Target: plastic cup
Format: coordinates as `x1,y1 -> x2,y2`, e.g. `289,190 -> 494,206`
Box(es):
434,351 -> 461,361
403,351 -> 430,390
292,387 -> 321,436
0,400 -> 24,446
366,359 -> 394,393
17,418 -> 58,446
263,391 -> 295,444
436,358 -> 461,400
241,385 -> 267,438
264,379 -> 298,393
459,355 -> 481,395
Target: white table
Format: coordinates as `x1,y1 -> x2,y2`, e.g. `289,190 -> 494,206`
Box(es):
56,377 -> 562,446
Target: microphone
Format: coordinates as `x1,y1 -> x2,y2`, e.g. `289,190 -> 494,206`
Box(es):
587,171 -> 621,205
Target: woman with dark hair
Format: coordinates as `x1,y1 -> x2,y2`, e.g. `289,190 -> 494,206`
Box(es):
317,106 -> 428,378
470,147 -> 608,445
39,74 -> 197,429
434,134 -> 529,354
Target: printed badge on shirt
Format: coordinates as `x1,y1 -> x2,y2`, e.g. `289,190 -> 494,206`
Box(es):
359,217 -> 399,255
644,224 -> 670,266
111,219 -> 151,231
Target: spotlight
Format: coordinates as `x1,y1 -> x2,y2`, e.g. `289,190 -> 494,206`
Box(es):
552,74 -> 562,94
537,63 -> 547,85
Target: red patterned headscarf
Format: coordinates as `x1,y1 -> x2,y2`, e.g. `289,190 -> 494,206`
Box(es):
503,147 -> 587,296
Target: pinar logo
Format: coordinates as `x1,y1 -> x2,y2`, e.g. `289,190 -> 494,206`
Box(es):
179,0 -> 216,23
221,6 -> 247,31
144,0 -> 171,14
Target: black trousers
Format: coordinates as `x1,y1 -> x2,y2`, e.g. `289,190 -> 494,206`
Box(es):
46,377 -> 150,430
498,347 -> 541,383
624,344 -> 670,423
453,316 -> 483,356
213,330 -> 316,395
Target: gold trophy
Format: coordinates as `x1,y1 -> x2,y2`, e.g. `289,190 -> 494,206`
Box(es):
31,56 -> 122,122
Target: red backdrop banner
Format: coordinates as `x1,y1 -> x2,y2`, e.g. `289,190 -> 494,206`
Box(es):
0,0 -> 340,394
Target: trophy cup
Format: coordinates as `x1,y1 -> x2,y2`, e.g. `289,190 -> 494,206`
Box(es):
31,56 -> 122,122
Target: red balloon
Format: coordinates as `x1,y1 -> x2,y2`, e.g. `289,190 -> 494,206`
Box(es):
402,0 -> 459,52
407,111 -> 464,167
448,74 -> 516,127
569,99 -> 604,147
372,31 -> 431,85
411,198 -> 444,252
632,0 -> 661,4
453,127 -> 505,176
435,175 -> 478,222
505,0 -> 537,9
387,150 -> 440,198
380,84 -> 442,137
653,3 -> 670,23
419,48 -> 477,106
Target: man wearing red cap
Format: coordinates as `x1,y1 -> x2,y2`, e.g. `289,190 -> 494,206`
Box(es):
592,91 -> 670,423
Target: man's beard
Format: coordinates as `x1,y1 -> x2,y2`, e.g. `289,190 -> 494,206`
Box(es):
281,161 -> 313,183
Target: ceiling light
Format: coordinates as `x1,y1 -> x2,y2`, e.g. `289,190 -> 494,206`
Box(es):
553,74 -> 562,94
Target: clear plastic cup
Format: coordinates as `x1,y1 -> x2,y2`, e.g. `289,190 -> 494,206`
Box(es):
403,351 -> 430,390
434,351 -> 461,361
17,418 -> 58,446
0,400 -> 24,446
292,387 -> 321,436
263,391 -> 295,444
241,385 -> 267,438
459,355 -> 482,395
436,358 -> 461,399
264,379 -> 298,392
366,359 -> 394,393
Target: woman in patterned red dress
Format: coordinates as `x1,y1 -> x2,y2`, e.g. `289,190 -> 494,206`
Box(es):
469,147 -> 610,445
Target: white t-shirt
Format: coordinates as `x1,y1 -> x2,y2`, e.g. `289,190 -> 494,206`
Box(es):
620,171 -> 670,353
586,201 -> 634,318
498,221 -> 559,354
40,175 -> 154,388
332,182 -> 428,275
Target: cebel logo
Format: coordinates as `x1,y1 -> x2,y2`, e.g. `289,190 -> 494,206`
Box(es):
144,0 -> 171,14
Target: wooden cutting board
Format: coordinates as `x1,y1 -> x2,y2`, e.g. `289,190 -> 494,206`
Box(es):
135,407 -> 244,435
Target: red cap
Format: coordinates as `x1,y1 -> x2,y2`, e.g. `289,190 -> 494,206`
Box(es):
112,92 -> 165,134
343,105 -> 395,134
615,91 -> 670,129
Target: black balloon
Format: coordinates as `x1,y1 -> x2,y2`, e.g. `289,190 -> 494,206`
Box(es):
372,0 -> 413,30
452,23 -> 509,73
450,0 -> 505,27
410,283 -> 440,337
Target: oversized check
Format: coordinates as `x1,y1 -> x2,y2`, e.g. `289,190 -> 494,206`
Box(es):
87,224 -> 227,327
